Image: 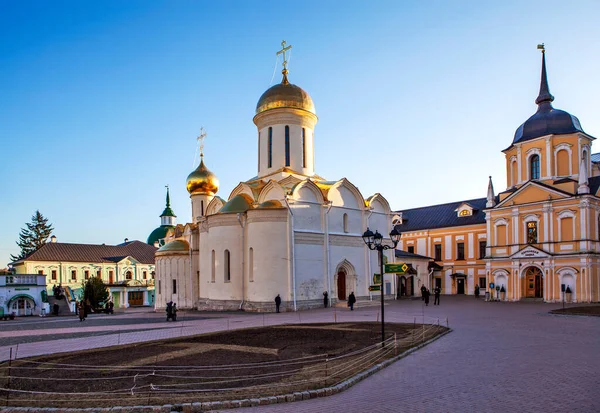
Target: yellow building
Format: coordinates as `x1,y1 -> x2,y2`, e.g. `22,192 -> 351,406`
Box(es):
395,48 -> 599,303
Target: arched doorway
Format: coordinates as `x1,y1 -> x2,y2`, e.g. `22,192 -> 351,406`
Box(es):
337,269 -> 347,300
524,266 -> 543,298
9,296 -> 35,316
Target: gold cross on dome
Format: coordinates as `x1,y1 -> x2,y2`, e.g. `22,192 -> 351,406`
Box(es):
276,40 -> 292,71
197,127 -> 207,157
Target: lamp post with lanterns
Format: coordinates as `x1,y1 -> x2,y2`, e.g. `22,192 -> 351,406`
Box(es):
362,227 -> 401,346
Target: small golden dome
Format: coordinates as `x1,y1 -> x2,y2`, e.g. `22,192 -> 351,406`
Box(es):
255,72 -> 316,116
186,156 -> 219,195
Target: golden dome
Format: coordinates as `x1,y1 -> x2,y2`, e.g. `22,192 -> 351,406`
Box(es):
186,156 -> 219,195
255,72 -> 316,116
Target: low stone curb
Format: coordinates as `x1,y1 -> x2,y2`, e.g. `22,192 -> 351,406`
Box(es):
5,328 -> 451,413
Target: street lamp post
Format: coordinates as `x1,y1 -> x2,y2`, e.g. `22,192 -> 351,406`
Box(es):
362,227 -> 401,347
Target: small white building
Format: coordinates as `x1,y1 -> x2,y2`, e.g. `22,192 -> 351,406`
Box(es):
0,272 -> 49,317
155,45 -> 397,312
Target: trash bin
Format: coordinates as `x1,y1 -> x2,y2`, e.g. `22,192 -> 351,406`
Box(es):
485,292 -> 490,302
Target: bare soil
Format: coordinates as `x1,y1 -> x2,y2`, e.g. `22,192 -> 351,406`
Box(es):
0,322 -> 447,408
550,306 -> 600,317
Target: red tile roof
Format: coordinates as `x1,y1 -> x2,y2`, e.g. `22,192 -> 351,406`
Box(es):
12,241 -> 157,265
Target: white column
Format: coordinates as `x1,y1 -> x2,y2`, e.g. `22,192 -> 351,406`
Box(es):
143,291 -> 149,306
517,146 -> 522,184
124,288 -> 129,308
545,137 -> 552,178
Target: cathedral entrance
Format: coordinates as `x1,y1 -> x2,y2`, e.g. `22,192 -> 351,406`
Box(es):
337,270 -> 346,300
525,267 -> 543,298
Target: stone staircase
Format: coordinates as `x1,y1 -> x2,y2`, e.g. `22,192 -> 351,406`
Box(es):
47,296 -> 72,316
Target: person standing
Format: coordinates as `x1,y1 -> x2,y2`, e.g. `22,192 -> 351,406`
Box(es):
323,291 -> 329,308
434,286 -> 441,305
420,285 -> 427,301
424,288 -> 431,306
348,292 -> 356,311
78,301 -> 85,322
275,294 -> 281,313
474,284 -> 480,299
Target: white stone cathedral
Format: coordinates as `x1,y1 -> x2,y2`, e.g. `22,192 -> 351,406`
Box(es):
155,43 -> 395,311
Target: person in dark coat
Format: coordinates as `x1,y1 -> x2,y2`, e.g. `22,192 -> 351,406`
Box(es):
275,294 -> 281,313
424,288 -> 430,306
348,292 -> 356,311
108,300 -> 114,314
434,286 -> 441,305
78,301 -> 85,322
166,301 -> 173,321
420,285 -> 427,301
474,284 -> 480,299
323,291 -> 328,308
53,303 -> 59,316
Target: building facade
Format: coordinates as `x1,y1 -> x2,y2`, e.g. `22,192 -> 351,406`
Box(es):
395,49 -> 599,303
155,45 -> 396,312
0,272 -> 49,317
11,238 -> 157,307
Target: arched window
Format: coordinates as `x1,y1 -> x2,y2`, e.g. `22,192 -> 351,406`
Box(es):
268,127 -> 273,168
527,222 -> 538,244
285,125 -> 290,167
126,271 -> 132,280
511,160 -> 518,187
530,155 -> 540,180
302,128 -> 306,168
249,247 -> 254,282
224,250 -> 231,282
211,250 -> 216,282
556,150 -> 569,176
343,213 -> 349,233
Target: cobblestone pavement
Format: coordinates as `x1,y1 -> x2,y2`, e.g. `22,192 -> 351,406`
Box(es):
1,298 -> 599,412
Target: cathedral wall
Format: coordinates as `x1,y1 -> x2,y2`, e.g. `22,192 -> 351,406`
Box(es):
330,243 -> 368,297
203,222 -> 244,302
292,203 -> 322,232
328,206 -> 362,235
155,253 -> 191,309
294,243 -> 326,301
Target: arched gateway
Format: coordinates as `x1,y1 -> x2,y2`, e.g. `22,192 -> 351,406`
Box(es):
335,260 -> 357,301
524,266 -> 543,298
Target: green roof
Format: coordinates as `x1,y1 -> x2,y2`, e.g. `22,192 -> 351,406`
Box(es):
160,206 -> 176,217
157,239 -> 190,253
147,226 -> 173,246
220,194 -> 253,214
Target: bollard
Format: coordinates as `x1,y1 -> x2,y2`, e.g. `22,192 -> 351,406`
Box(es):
377,311 -> 380,322
446,317 -> 449,328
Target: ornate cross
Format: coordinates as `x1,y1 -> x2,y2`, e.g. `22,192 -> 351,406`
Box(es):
197,127 -> 207,157
277,40 -> 292,71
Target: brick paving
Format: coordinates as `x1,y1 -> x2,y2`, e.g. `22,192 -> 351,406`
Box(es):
1,298 -> 599,412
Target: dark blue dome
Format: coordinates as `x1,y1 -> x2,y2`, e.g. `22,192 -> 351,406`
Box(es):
513,103 -> 584,144
511,49 -> 586,146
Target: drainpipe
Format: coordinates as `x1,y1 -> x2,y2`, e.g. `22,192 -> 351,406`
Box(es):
237,213 -> 246,311
324,201 -> 333,307
283,196 -> 297,311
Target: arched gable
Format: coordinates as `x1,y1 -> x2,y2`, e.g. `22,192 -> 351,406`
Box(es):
279,175 -> 302,190
206,197 -> 225,216
335,259 -> 357,276
367,193 -> 391,214
228,183 -> 256,202
257,180 -> 286,204
328,178 -> 365,210
291,179 -> 325,204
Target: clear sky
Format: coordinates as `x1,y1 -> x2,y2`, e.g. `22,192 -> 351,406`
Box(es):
1,0 -> 599,267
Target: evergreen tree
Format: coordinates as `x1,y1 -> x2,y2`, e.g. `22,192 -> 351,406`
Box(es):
10,210 -> 54,261
83,277 -> 109,309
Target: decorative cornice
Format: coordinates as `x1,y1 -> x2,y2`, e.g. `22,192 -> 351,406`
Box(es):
295,232 -> 324,245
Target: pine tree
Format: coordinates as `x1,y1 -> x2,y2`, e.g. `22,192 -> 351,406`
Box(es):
10,210 -> 54,261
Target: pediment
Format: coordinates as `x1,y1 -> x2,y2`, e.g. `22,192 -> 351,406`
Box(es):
117,256 -> 140,265
496,181 -> 571,208
510,246 -> 551,259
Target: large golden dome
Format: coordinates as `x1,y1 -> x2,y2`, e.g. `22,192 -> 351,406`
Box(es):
255,72 -> 316,116
186,156 -> 219,195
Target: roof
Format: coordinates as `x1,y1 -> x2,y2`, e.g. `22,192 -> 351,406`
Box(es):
147,226 -> 173,246
157,239 -> 190,253
394,197 -> 488,232
394,250 -> 432,261
591,152 -> 600,163
12,241 -> 157,265
589,176 -> 600,194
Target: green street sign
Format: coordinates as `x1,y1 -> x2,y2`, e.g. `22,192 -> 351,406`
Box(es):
373,273 -> 382,285
384,263 -> 408,274
369,285 -> 381,292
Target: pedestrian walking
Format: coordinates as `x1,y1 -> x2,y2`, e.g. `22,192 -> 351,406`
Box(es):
348,292 -> 356,311
78,301 -> 85,322
474,284 -> 480,299
323,291 -> 328,308
424,288 -> 430,306
434,286 -> 441,305
420,285 -> 426,301
275,294 -> 281,313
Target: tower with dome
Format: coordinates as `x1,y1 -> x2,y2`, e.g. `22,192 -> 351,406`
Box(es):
154,42 -> 395,311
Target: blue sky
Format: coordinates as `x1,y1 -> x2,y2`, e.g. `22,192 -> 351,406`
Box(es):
1,1 -> 599,266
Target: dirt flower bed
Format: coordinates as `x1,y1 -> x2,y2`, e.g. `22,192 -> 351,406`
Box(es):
550,306 -> 600,317
0,322 -> 447,408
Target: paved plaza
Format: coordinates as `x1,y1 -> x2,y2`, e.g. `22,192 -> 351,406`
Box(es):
1,297 -> 599,412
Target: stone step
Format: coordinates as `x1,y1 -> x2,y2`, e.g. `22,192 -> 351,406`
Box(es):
47,296 -> 73,315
